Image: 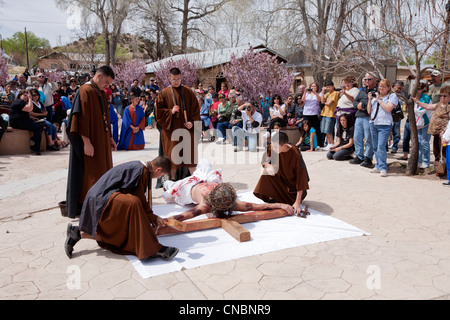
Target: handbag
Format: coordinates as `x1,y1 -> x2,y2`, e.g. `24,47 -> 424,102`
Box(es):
436,144 -> 446,175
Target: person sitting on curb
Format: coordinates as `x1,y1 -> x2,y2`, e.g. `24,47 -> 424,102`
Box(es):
326,113 -> 355,161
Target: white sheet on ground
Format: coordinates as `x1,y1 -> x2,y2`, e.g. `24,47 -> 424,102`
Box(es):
127,191 -> 370,279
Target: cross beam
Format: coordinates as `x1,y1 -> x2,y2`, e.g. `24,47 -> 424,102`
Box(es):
157,207 -> 310,242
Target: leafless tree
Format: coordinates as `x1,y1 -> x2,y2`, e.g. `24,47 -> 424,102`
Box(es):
55,0 -> 138,66
135,0 -> 177,59
169,0 -> 231,53
343,0 -> 448,175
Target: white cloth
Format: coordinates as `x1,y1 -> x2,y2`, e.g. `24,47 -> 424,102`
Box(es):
128,191 -> 370,279
443,120 -> 450,144
162,159 -> 222,206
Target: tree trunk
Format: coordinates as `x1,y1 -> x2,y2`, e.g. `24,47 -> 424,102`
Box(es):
406,99 -> 419,175
181,0 -> 190,53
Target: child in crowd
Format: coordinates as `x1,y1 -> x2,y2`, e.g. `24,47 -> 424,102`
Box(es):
295,120 -> 317,152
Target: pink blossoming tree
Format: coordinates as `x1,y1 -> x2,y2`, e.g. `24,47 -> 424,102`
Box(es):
112,59 -> 147,88
0,50 -> 10,86
154,57 -> 200,89
222,46 -> 294,109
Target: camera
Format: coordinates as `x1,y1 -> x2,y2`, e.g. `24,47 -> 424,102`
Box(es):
307,88 -> 312,92
246,106 -> 251,111
368,88 -> 378,96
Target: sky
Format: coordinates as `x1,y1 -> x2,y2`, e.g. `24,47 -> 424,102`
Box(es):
0,0 -> 77,47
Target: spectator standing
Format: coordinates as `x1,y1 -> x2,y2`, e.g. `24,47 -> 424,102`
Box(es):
412,83 -> 433,168
129,79 -> 142,98
350,73 -> 377,168
320,81 -> 339,150
415,85 -> 450,166
391,81 -> 406,154
367,79 -> 398,177
67,78 -> 79,103
336,76 -> 359,129
110,83 -> 123,118
218,82 -> 229,97
146,77 -> 160,93
37,72 -> 57,123
302,83 -> 322,146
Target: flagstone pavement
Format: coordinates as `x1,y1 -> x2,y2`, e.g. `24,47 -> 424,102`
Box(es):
0,127 -> 449,300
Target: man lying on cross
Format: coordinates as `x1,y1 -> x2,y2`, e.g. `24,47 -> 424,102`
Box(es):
162,159 -> 295,221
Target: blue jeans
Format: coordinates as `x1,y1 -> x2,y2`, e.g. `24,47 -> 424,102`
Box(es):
354,117 -> 373,161
391,121 -> 401,150
446,144 -> 450,182
370,123 -> 391,171
417,126 -> 431,166
217,121 -> 230,139
232,126 -> 258,152
402,121 -> 410,153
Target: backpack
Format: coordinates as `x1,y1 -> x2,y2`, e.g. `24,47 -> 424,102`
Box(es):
392,101 -> 404,122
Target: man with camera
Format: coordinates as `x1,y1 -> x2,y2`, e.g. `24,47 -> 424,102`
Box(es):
231,101 -> 263,152
349,73 -> 377,168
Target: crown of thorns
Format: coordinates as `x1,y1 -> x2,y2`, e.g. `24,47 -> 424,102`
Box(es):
205,183 -> 237,217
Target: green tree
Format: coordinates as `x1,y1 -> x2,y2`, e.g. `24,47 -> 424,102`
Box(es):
2,31 -> 50,66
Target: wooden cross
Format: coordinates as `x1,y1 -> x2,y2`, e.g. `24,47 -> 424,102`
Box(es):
157,206 -> 310,242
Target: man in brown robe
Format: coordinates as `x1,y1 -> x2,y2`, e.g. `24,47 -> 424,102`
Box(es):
65,156 -> 179,261
66,66 -> 117,218
254,131 -> 310,216
155,67 -> 200,180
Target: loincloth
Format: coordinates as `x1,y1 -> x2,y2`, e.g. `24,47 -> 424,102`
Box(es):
162,159 -> 222,206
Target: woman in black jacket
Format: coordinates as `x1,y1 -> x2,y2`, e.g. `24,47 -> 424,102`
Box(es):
9,90 -> 44,155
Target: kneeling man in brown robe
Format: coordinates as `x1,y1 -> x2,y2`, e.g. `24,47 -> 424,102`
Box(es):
253,131 -> 310,216
65,156 -> 179,261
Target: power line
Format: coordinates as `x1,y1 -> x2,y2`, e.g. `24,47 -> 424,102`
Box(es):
0,18 -> 67,25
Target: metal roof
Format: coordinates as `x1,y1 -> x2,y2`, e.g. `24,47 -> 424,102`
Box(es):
145,44 -> 287,74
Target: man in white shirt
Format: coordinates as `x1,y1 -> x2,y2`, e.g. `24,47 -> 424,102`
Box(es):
231,102 -> 262,152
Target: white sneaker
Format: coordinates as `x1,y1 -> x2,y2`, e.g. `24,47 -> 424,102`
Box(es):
370,167 -> 380,173
322,144 -> 333,151
263,132 -> 270,139
419,163 -> 429,169
215,137 -> 225,144
380,170 -> 387,177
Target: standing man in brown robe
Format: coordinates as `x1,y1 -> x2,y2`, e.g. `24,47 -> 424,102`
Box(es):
254,131 -> 310,216
155,67 -> 200,180
66,66 -> 117,218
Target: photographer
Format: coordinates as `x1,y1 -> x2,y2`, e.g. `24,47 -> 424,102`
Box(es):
37,73 -> 58,124
231,101 -> 262,152
349,73 -> 378,168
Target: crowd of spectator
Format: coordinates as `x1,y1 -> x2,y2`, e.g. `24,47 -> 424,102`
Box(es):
1,68 -> 450,185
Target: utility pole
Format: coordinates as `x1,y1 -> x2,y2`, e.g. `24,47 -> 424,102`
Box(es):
25,27 -> 30,70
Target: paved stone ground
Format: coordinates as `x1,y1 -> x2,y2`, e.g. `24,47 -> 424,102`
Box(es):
0,126 -> 449,300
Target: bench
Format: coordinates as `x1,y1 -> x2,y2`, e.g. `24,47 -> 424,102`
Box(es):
280,126 -> 301,145
0,127 -> 46,155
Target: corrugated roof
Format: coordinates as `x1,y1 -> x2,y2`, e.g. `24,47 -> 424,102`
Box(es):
145,44 -> 287,74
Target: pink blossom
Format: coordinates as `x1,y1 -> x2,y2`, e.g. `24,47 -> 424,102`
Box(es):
112,60 -> 147,88
154,57 -> 200,89
222,46 -> 294,110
